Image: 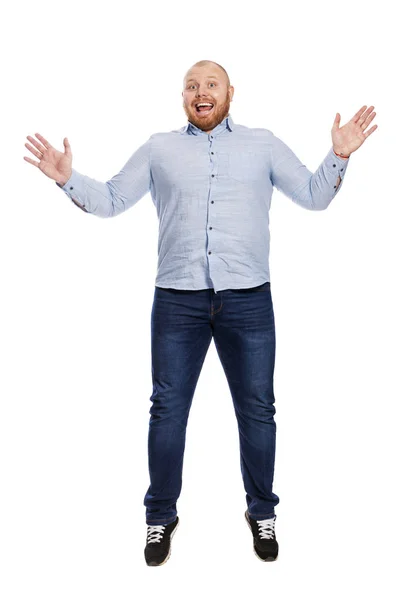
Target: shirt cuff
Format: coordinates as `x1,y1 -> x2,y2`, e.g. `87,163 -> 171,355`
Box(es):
326,146 -> 350,193
55,169 -> 88,211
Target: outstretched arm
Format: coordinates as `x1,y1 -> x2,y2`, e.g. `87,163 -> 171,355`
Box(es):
270,105 -> 378,211
56,136 -> 154,218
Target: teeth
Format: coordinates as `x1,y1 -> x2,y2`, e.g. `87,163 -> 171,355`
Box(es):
196,103 -> 213,107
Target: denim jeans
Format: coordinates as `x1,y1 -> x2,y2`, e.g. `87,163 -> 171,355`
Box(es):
143,280 -> 279,525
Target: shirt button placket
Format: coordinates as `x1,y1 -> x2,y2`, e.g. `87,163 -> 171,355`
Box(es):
208,134 -> 215,263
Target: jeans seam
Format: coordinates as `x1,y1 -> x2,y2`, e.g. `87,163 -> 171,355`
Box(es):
146,516 -> 177,525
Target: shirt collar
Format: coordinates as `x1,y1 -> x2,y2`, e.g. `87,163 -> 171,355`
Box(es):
180,113 -> 235,135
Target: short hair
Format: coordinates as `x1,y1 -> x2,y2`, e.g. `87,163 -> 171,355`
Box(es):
184,60 -> 231,87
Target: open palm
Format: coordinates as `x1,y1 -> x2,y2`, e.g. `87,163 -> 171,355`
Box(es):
23,133 -> 72,184
332,105 -> 377,157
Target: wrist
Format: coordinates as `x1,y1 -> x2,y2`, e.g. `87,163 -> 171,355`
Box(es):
333,148 -> 350,159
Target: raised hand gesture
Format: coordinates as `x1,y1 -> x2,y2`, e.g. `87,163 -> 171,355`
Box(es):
331,105 -> 378,158
23,133 -> 73,186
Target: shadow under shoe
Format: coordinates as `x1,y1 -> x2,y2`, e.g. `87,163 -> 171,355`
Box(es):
245,510 -> 279,561
144,516 -> 179,566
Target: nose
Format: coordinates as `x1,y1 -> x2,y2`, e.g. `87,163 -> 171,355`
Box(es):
196,84 -> 210,97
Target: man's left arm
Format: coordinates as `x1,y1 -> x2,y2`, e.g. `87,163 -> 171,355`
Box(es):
270,105 -> 378,211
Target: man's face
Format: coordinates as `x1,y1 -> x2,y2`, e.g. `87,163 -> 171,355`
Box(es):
182,66 -> 234,133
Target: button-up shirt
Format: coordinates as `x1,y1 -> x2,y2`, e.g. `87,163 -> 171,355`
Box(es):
56,113 -> 350,293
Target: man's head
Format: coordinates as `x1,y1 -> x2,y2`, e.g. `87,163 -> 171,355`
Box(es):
182,60 -> 234,133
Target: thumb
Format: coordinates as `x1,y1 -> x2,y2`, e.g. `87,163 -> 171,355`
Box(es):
63,137 -> 72,157
332,112 -> 340,130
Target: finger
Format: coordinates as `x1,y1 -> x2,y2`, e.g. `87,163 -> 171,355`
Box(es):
23,156 -> 40,167
332,112 -> 340,129
63,137 -> 72,156
360,111 -> 376,131
25,142 -> 43,160
351,105 -> 368,122
26,135 -> 47,155
363,124 -> 378,138
357,106 -> 374,125
35,133 -> 52,149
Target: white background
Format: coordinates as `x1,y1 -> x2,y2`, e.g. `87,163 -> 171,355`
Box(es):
1,0 -> 399,597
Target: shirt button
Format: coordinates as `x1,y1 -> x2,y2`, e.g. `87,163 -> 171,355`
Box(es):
211,200 -> 214,204
209,226 -> 212,230
211,152 -> 214,155
210,136 -> 213,139
208,251 -> 211,254
70,186 -> 73,190
334,185 -> 337,188
340,168 -> 343,171
333,164 -> 336,168
211,174 -> 215,177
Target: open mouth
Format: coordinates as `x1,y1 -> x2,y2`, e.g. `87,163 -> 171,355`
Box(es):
195,102 -> 214,115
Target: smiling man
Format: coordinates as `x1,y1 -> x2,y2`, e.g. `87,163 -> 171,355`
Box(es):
24,59 -> 377,567
182,61 -> 234,133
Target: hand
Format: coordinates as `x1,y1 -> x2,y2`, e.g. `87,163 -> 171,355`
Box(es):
331,105 -> 378,157
23,133 -> 73,185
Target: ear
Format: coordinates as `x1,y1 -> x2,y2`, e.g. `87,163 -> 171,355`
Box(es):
229,86 -> 235,101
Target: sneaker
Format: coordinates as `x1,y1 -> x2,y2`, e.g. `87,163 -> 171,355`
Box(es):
245,510 -> 279,561
144,516 -> 179,566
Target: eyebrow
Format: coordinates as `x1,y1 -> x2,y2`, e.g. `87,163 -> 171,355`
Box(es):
186,76 -> 219,83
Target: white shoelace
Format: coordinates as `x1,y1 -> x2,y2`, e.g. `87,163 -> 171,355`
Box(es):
257,516 -> 276,540
147,525 -> 166,544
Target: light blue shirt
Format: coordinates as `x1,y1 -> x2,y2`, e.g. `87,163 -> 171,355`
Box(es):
56,113 -> 350,293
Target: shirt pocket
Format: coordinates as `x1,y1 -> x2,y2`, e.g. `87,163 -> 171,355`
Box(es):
228,150 -> 268,183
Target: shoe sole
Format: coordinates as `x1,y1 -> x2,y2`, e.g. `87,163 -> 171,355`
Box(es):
244,511 -> 279,562
146,518 -> 180,567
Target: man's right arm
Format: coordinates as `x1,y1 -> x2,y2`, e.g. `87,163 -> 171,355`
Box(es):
55,135 -> 153,218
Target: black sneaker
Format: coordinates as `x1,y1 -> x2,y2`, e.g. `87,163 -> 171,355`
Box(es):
245,510 -> 279,561
144,516 -> 179,566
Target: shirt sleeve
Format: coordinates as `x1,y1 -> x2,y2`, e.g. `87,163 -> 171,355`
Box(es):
55,135 -> 153,218
270,133 -> 350,211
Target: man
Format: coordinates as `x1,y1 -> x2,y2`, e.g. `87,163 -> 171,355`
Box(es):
23,60 -> 377,566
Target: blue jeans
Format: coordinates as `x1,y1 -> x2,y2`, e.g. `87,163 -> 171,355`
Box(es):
143,281 -> 279,525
